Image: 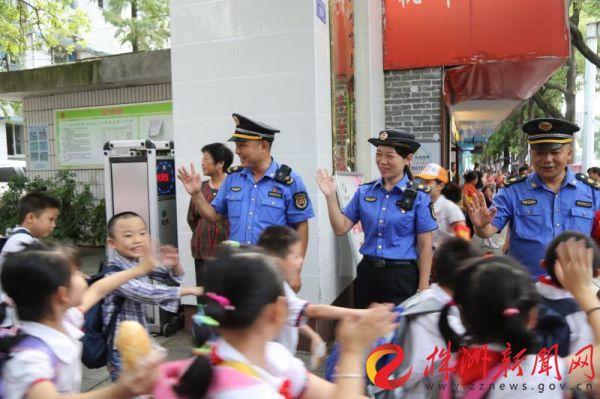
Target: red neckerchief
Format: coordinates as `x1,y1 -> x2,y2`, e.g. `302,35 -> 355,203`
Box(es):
456,347 -> 504,386
537,275 -> 562,288
210,345 -> 293,399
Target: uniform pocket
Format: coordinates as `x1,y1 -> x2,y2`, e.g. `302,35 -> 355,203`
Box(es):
226,193 -> 242,218
514,205 -> 542,239
260,197 -> 285,224
391,209 -> 416,244
568,207 -> 593,232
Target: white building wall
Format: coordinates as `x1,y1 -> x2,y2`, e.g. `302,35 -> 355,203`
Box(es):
170,0 -> 334,304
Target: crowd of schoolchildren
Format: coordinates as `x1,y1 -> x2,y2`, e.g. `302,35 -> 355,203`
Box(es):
1,191 -> 600,398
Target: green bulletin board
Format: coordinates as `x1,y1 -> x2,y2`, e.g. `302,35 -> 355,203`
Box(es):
55,101 -> 172,168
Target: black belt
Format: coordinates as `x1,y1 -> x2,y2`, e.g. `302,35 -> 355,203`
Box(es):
363,256 -> 416,269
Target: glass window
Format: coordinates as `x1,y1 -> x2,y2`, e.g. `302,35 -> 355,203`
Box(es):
14,124 -> 22,155
5,123 -> 24,156
6,124 -> 14,156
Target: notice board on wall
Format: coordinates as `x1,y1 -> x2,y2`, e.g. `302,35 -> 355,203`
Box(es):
55,101 -> 173,168
335,171 -> 364,266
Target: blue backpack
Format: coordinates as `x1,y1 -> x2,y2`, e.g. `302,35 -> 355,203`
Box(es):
80,263 -> 125,369
0,329 -> 59,397
535,296 -> 580,357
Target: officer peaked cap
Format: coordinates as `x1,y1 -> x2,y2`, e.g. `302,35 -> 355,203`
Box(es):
228,113 -> 280,142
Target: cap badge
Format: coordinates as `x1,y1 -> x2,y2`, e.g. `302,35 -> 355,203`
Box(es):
233,115 -> 240,126
538,121 -> 553,131
379,131 -> 388,140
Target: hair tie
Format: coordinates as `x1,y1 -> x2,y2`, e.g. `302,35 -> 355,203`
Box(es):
502,308 -> 520,317
448,299 -> 456,306
206,292 -> 236,310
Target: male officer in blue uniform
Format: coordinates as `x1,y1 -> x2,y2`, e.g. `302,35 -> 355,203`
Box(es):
177,114 -> 314,275
469,118 -> 600,277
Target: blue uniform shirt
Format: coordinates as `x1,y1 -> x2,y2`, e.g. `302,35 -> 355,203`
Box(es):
211,159 -> 314,245
492,168 -> 600,277
342,174 -> 438,260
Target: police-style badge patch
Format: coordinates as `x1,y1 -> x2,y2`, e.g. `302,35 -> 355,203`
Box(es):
294,192 -> 308,210
576,200 -> 592,208
520,199 -> 537,206
268,191 -> 283,199
539,121 -> 553,131
364,196 -> 377,202
430,203 -> 437,220
231,186 -> 241,192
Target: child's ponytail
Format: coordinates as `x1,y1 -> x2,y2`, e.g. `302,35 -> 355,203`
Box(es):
438,303 -> 461,352
173,356 -> 213,399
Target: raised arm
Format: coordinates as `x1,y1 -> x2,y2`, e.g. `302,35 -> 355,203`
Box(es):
316,169 -> 355,236
467,191 -> 499,238
177,163 -> 223,224
554,238 -> 600,390
80,250 -> 156,313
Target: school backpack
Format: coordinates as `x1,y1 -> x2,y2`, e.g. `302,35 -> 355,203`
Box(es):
0,228 -> 33,254
80,263 -> 125,369
535,296 -> 580,357
370,297 -> 446,399
0,328 -> 60,398
324,296 -> 446,397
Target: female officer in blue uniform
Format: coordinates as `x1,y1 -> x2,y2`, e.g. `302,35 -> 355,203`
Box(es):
317,130 -> 438,308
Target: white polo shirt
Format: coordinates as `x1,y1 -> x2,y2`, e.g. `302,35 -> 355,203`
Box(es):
208,338 -> 308,398
276,282 -> 309,354
432,195 -> 466,248
0,227 -> 37,266
396,284 -> 465,397
3,307 -> 84,398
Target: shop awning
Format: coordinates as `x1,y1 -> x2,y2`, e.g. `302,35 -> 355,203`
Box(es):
384,0 -> 570,141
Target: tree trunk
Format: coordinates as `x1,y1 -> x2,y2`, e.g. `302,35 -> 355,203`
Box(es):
131,0 -> 138,52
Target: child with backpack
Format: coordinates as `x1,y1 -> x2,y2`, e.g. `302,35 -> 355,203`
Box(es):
0,192 -> 60,265
0,247 -> 162,399
0,192 -> 60,327
535,231 -> 600,357
380,238 -> 481,398
257,226 -> 368,356
102,212 -> 204,380
437,239 -> 600,398
154,245 -> 398,398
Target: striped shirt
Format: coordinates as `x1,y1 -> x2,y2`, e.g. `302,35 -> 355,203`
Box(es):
101,251 -> 182,345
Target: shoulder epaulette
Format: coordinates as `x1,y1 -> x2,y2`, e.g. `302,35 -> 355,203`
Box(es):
360,180 -> 376,186
227,165 -> 242,174
503,175 -> 527,187
576,172 -> 600,189
415,182 -> 431,194
283,176 -> 294,186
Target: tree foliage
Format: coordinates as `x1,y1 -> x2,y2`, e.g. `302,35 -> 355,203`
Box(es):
103,0 -> 169,52
0,0 -> 90,63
